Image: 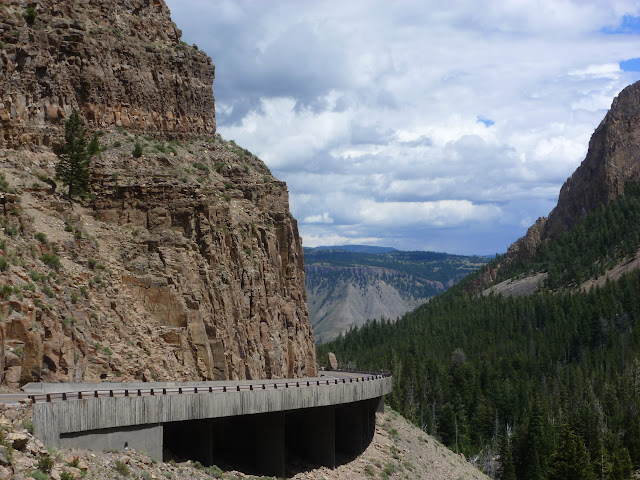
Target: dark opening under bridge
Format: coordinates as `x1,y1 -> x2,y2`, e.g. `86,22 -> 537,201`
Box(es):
25,372 -> 392,477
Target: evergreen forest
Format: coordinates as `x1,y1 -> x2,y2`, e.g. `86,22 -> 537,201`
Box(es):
317,183 -> 640,480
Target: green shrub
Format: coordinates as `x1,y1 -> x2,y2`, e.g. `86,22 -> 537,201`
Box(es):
193,162 -> 209,174
0,285 -> 13,299
115,459 -> 129,476
140,471 -> 151,480
34,232 -> 48,243
29,270 -> 43,281
22,419 -> 34,434
113,141 -> 122,148
40,253 -> 61,270
206,465 -> 223,477
29,471 -> 47,480
41,285 -> 55,298
22,7 -> 36,23
0,257 -> 8,272
214,162 -> 225,172
23,282 -> 36,291
37,455 -> 53,473
64,223 -> 74,232
132,142 -> 143,158
87,258 -> 97,270
60,471 -> 74,480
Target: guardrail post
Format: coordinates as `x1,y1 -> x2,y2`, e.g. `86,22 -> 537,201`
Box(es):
137,389 -> 142,397
285,383 -> 289,388
62,393 -> 67,400
150,389 -> 154,396
194,387 -> 198,394
236,385 -> 240,392
178,388 -> 182,394
223,386 -> 226,392
46,394 -> 51,402
162,388 -> 167,395
262,384 -> 266,389
209,386 -> 213,393
124,389 -> 129,397
110,390 -> 114,397
94,391 -> 99,398
250,385 -> 253,391
77,392 -> 82,399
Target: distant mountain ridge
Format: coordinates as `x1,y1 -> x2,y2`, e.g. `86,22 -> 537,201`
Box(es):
305,245 -> 399,254
305,248 -> 489,342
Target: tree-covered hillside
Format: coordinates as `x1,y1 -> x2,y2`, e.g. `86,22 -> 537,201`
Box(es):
318,184 -> 640,480
305,248 -> 489,286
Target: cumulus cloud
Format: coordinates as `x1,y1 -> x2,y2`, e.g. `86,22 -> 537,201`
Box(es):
166,0 -> 640,254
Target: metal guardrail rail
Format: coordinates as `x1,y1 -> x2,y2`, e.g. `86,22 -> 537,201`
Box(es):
28,373 -> 391,404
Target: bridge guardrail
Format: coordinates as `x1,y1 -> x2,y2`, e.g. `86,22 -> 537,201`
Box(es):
27,373 -> 391,404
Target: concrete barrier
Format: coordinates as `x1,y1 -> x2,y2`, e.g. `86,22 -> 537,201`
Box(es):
32,376 -> 392,475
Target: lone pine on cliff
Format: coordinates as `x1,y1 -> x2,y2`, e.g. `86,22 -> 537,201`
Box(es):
0,0 -> 317,386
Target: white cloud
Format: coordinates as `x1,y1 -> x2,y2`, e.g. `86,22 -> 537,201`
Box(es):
165,0 -> 640,254
302,212 -> 334,224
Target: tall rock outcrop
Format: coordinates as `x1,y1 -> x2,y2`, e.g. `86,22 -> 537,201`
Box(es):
470,80 -> 640,290
1,0 -> 215,148
0,0 -> 316,385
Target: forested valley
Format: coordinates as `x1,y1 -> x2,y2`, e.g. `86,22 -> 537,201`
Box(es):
317,183 -> 640,480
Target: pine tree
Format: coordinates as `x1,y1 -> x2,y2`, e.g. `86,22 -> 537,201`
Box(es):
549,424 -> 595,480
497,433 -> 517,480
55,109 -> 97,198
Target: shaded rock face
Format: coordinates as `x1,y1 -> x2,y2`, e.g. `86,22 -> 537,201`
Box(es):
0,0 -> 215,148
471,80 -> 640,291
0,0 -> 317,384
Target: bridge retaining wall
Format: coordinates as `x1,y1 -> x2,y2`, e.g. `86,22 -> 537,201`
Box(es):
32,376 -> 392,475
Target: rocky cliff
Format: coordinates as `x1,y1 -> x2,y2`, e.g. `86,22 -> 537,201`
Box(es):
1,0 -> 215,148
0,0 -> 316,386
469,79 -> 640,291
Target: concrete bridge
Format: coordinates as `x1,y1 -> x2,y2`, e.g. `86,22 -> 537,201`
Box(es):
26,372 -> 392,477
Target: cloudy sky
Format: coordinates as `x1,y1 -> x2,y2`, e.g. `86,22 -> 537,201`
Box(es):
165,0 -> 640,255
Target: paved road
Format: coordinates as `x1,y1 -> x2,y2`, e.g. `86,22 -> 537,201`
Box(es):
0,393 -> 29,405
9,371 -> 386,404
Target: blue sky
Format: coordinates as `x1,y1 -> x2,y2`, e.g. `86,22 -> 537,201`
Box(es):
165,0 -> 640,255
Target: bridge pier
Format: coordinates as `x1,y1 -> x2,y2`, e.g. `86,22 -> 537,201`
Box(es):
336,402 -> 362,454
301,405 -> 336,468
256,412 -> 285,477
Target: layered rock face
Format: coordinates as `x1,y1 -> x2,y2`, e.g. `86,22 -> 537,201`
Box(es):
470,80 -> 640,290
0,0 -> 215,148
0,0 -> 316,385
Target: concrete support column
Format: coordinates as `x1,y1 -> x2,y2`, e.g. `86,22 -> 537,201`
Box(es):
336,402 -> 362,454
256,413 -> 285,478
361,400 -> 370,440
304,406 -> 335,468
